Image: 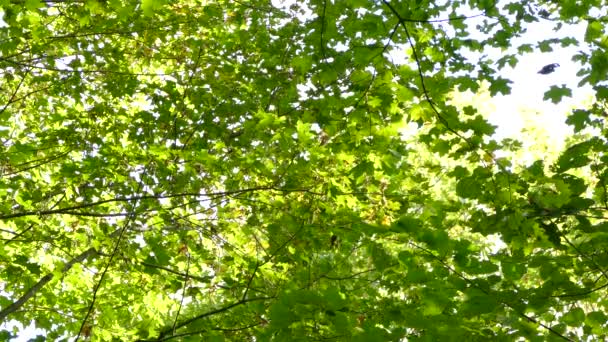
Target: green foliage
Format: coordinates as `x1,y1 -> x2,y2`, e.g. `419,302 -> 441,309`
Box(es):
0,0 -> 607,341
567,109 -> 593,133
544,85 -> 573,104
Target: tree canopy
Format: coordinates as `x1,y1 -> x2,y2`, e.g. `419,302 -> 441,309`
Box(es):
1,0 -> 607,341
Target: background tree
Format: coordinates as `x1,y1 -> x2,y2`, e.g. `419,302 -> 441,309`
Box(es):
0,0 -> 607,341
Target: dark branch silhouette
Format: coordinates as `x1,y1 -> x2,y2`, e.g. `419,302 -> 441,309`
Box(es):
0,247 -> 98,321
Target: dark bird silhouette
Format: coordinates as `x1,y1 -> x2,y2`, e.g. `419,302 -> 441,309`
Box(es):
538,63 -> 560,74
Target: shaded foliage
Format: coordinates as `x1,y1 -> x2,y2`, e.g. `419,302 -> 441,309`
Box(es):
0,0 -> 607,341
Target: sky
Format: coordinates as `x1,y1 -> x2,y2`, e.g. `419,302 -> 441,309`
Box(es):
391,9 -> 595,147
460,17 -> 596,167
389,6 -> 597,164
0,2 -> 600,341
481,19 -> 593,142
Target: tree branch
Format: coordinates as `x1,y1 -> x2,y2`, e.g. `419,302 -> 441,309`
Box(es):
0,187 -> 275,220
141,262 -> 211,283
151,297 -> 273,341
0,247 -> 98,321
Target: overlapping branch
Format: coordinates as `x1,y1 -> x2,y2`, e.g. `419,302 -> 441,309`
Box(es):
0,247 -> 98,321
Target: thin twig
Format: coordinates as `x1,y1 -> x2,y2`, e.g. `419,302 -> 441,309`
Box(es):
172,252 -> 191,336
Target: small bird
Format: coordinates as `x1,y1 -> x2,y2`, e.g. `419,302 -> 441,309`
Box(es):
538,63 -> 560,74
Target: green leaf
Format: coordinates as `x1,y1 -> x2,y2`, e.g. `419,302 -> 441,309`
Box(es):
331,312 -> 350,334
141,0 -> 165,16
566,109 -> 592,132
488,78 -> 511,95
585,21 -> 603,42
25,0 -> 43,10
595,85 -> 608,100
353,327 -> 385,342
586,311 -> 607,328
296,120 -> 312,143
292,55 -> 314,74
269,301 -> 295,328
543,85 -> 572,104
462,105 -> 478,116
432,139 -> 451,155
468,115 -> 496,135
318,68 -> 338,85
538,39 -> 555,52
501,261 -> 526,281
556,140 -> 594,172
369,243 -> 392,271
561,307 -> 585,326
323,287 -> 346,311
2,1 -> 607,341
456,176 -> 482,199
463,292 -> 498,315
422,298 -> 443,316
392,216 -> 422,233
